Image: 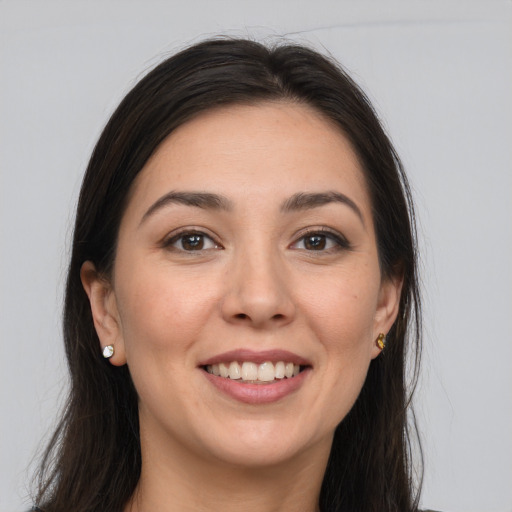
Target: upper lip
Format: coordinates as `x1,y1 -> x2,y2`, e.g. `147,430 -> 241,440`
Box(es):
198,349 -> 311,367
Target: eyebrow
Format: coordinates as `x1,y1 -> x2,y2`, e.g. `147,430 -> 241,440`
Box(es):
280,191 -> 364,224
140,189 -> 364,226
140,191 -> 233,224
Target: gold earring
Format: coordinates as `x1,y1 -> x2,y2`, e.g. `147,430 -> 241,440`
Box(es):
102,345 -> 114,359
376,333 -> 386,350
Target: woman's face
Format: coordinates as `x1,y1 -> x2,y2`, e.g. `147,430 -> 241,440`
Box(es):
84,102 -> 401,469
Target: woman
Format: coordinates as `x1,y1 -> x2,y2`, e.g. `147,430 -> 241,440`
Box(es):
32,38 -> 423,512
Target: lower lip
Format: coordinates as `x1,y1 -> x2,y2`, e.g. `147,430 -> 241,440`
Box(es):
202,368 -> 310,404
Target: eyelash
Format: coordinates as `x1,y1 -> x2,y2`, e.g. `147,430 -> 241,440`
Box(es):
162,229 -> 222,252
291,228 -> 351,253
162,227 -> 350,254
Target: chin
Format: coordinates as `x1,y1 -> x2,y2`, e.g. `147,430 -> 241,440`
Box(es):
199,418 -> 328,469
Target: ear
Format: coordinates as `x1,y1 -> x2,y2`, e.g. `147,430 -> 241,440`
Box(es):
371,274 -> 403,359
80,261 -> 127,366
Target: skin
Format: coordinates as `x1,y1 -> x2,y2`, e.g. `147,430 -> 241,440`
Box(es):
81,102 -> 402,512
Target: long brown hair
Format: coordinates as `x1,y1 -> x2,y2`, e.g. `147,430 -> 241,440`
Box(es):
34,38 -> 422,512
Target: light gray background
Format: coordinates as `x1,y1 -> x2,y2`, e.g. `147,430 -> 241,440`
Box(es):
1,1 -> 511,511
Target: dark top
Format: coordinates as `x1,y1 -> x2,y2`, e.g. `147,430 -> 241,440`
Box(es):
29,508 -> 442,511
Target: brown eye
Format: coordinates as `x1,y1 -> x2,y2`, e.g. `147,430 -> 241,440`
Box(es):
166,232 -> 219,252
304,234 -> 327,250
291,230 -> 350,252
182,234 -> 205,250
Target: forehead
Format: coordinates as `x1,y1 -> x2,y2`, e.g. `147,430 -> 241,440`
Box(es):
126,101 -> 372,217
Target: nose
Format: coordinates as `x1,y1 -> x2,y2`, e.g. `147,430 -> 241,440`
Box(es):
220,247 -> 296,329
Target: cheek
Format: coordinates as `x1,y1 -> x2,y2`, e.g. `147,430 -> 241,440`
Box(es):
298,265 -> 380,393
300,271 -> 379,427
300,266 -> 379,349
114,265 -> 221,356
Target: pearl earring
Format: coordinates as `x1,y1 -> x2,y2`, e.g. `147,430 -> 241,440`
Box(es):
102,345 -> 114,359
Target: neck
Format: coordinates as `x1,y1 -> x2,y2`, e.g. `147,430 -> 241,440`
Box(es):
125,425 -> 331,512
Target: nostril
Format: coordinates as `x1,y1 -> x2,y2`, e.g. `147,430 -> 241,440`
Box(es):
235,313 -> 248,320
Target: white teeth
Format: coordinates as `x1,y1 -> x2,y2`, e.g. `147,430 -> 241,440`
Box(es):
275,361 -> 285,379
219,362 -> 229,378
229,361 -> 241,380
241,362 -> 258,380
205,360 -> 304,382
258,362 -> 275,382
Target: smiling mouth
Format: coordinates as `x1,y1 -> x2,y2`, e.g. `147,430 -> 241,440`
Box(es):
203,361 -> 307,384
